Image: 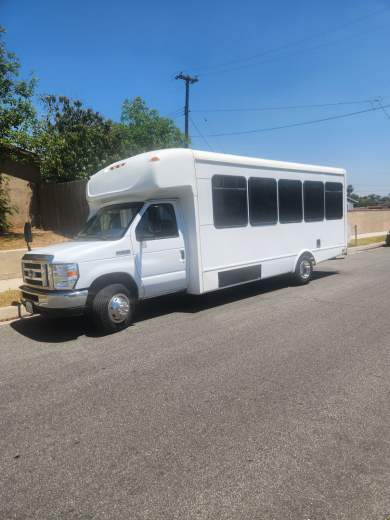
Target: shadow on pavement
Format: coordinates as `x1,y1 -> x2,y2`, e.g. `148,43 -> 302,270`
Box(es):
136,270 -> 337,323
10,270 -> 337,343
10,315 -> 91,343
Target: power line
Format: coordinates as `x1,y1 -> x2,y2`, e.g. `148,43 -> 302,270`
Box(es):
198,24 -> 388,77
191,103 -> 390,138
191,96 -> 390,114
375,99 -> 390,121
189,115 -> 214,151
165,107 -> 184,118
191,5 -> 390,76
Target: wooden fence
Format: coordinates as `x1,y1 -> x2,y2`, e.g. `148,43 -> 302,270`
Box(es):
39,180 -> 89,236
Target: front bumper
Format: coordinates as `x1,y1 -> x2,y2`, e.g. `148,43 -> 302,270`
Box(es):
20,285 -> 88,316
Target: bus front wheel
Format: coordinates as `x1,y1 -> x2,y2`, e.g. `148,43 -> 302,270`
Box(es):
91,283 -> 135,333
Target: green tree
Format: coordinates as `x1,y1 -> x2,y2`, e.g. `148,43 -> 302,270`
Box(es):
0,26 -> 36,232
120,96 -> 187,153
35,96 -> 187,182
34,95 -> 123,181
0,27 -> 36,148
357,193 -> 383,207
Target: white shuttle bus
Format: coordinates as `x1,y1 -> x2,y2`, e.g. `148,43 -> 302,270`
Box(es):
20,149 -> 347,333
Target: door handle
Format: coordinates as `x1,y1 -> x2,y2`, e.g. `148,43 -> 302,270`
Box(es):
180,249 -> 185,261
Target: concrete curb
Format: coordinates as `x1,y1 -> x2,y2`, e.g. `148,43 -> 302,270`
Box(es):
0,304 -> 29,323
348,242 -> 386,255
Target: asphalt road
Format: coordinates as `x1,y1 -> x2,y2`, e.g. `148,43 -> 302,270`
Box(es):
1,247 -> 390,520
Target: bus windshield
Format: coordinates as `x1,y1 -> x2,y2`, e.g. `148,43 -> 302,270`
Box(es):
76,202 -> 143,241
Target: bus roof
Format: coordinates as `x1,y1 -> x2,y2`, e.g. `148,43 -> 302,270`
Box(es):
191,149 -> 345,176
87,148 -> 345,206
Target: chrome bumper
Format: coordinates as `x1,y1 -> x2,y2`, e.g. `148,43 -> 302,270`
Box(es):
20,285 -> 88,311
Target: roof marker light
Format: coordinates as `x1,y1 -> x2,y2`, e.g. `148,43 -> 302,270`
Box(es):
108,161 -> 126,171
150,156 -> 160,162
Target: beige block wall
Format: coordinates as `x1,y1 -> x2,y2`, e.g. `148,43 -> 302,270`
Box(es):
4,174 -> 33,229
348,209 -> 390,238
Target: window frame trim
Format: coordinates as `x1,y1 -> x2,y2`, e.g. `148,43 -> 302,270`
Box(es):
135,202 -> 180,241
278,178 -> 304,224
248,176 -> 278,227
325,181 -> 344,221
303,180 -> 325,223
211,174 -> 249,229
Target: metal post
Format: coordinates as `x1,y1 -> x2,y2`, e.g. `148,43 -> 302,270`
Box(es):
184,79 -> 190,143
175,73 -> 199,147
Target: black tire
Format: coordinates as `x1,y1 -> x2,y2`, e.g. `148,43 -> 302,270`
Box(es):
292,255 -> 313,285
91,283 -> 135,333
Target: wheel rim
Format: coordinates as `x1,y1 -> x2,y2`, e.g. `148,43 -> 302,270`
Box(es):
108,293 -> 130,323
300,259 -> 312,279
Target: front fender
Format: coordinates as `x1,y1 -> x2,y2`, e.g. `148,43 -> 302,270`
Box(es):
76,255 -> 140,292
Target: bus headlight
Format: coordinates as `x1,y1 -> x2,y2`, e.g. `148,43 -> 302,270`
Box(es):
51,263 -> 79,290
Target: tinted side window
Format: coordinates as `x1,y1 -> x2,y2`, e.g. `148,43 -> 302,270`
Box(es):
304,181 -> 324,222
136,203 -> 179,240
278,180 -> 303,223
248,177 -> 277,225
212,175 -> 248,228
325,182 -> 343,220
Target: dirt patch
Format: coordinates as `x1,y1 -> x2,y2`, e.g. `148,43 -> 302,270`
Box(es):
0,228 -> 69,251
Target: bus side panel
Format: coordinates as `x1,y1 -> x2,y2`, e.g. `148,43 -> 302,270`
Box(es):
196,162 -> 345,293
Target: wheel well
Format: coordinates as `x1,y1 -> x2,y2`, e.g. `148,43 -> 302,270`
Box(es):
88,273 -> 139,301
294,251 -> 316,271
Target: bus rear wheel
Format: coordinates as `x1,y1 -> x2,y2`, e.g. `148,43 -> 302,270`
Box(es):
292,255 -> 313,285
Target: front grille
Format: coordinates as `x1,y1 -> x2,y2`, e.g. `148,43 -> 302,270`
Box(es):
23,262 -> 41,270
22,256 -> 52,289
25,278 -> 45,286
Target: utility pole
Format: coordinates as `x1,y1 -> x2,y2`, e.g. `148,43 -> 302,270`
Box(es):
175,73 -> 198,147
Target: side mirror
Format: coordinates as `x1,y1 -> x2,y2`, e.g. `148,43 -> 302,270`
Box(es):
24,222 -> 33,251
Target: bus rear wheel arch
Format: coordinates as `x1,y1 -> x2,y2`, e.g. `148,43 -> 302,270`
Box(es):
292,253 -> 315,285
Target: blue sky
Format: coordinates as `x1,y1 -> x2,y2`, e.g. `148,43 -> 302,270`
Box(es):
2,0 -> 390,194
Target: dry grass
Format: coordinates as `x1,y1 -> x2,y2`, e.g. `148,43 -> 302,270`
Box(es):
0,289 -> 21,308
0,228 -> 68,251
348,234 -> 386,247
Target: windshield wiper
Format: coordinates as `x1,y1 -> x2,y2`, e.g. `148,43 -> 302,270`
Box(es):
75,235 -> 106,241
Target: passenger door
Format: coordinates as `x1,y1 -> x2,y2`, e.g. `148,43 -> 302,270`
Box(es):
133,202 -> 187,298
